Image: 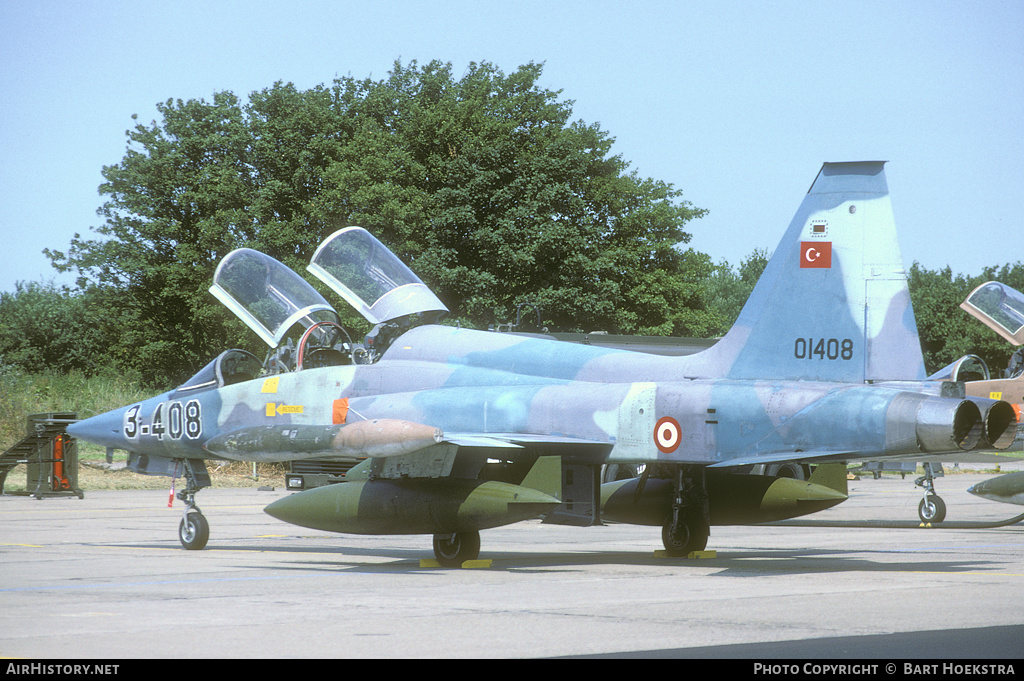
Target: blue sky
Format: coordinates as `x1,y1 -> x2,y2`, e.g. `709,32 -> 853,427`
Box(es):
2,0 -> 1022,294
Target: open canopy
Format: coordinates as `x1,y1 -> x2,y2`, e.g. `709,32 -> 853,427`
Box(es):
210,248 -> 339,347
307,227 -> 448,325
961,281 -> 1024,346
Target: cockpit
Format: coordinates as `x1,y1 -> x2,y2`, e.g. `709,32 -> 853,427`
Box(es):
930,280 -> 1024,384
960,281 -> 1024,347
179,227 -> 448,393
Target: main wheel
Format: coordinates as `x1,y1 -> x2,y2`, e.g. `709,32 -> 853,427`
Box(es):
661,512 -> 709,556
766,462 -> 809,480
432,531 -> 481,567
180,511 -> 210,550
918,495 -> 946,524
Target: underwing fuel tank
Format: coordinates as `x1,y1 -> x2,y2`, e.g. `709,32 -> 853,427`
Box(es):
264,478 -> 561,535
601,466 -> 849,526
967,471 -> 1024,506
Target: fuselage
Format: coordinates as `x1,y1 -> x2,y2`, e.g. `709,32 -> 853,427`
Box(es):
69,323 -> 998,469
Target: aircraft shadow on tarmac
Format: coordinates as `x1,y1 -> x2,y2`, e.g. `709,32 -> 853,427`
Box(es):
567,624 -> 1024,659
147,537 -> 1021,577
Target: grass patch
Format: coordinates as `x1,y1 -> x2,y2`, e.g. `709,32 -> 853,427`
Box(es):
2,367 -> 287,492
0,366 -> 151,448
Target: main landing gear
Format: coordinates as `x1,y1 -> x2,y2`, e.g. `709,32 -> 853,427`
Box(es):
660,465 -> 710,556
432,530 -> 481,567
915,463 -> 947,524
176,459 -> 212,550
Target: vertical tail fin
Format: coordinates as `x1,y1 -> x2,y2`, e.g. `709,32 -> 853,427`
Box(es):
701,161 -> 925,382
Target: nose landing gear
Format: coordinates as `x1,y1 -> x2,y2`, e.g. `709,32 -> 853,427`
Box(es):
176,459 -> 212,550
915,463 -> 947,524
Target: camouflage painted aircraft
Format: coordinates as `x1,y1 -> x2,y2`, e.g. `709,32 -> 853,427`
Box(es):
67,161 -> 1019,564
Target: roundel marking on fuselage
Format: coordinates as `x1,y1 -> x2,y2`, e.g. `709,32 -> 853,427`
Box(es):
655,416 -> 681,453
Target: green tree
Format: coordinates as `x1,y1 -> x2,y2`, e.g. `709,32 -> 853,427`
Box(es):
315,60 -> 712,333
909,261 -> 1024,376
0,282 -> 115,376
46,60 -> 713,384
704,248 -> 769,335
46,92 -> 259,385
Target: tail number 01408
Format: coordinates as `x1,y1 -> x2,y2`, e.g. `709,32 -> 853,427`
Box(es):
794,338 -> 853,361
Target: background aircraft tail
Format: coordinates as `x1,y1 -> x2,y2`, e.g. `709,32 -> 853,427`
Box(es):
700,161 -> 926,383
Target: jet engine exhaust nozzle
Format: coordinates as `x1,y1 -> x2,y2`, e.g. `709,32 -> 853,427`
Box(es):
912,395 -> 1019,453
915,397 -> 982,452
968,398 -> 1019,451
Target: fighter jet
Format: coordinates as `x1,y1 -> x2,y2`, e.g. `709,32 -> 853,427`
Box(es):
67,162 -> 1018,564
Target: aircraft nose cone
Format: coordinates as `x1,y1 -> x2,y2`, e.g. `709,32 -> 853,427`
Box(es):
67,408 -> 129,449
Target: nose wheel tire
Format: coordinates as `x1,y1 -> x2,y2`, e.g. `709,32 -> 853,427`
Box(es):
180,511 -> 210,550
918,495 -> 946,524
433,531 -> 481,567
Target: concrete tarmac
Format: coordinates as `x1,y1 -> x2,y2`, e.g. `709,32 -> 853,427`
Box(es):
2,471 -> 1023,659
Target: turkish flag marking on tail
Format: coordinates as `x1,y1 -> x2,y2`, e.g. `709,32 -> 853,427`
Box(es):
800,242 -> 832,268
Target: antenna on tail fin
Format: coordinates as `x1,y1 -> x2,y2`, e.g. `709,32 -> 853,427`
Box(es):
700,161 -> 925,383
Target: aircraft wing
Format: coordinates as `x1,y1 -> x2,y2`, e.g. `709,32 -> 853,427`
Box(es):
708,450 -> 862,468
441,434 -> 525,448
854,451 -> 1024,465
708,446 -> 1024,471
444,432 -> 611,448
